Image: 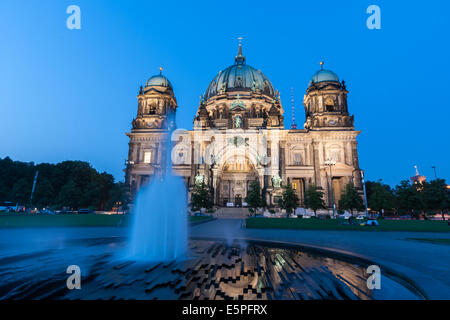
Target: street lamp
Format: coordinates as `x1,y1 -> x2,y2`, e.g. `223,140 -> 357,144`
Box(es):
360,169 -> 369,218
209,154 -> 216,206
324,158 -> 336,218
124,159 -> 135,206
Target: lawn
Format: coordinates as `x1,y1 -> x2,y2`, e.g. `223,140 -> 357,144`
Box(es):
245,218 -> 450,233
0,214 -> 212,228
188,215 -> 214,223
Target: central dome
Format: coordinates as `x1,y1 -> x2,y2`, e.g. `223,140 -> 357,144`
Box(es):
204,44 -> 275,101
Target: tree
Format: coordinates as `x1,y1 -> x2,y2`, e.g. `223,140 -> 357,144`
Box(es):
190,182 -> 211,211
9,177 -> 32,204
56,180 -> 81,209
367,180 -> 395,216
245,180 -> 264,215
105,182 -> 127,211
33,177 -> 55,208
277,183 -> 299,216
339,183 -> 364,216
394,180 -> 423,218
0,157 -> 124,211
304,184 -> 325,216
422,179 -> 449,220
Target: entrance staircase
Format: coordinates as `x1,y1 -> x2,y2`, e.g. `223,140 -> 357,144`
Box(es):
213,207 -> 250,219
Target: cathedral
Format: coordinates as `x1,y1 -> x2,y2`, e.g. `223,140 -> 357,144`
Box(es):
125,43 -> 363,209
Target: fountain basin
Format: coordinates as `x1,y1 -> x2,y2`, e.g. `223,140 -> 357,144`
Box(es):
0,236 -> 425,300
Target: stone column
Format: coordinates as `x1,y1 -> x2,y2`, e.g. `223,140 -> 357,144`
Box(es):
312,142 -> 321,186
352,141 -> 362,189
258,169 -> 265,190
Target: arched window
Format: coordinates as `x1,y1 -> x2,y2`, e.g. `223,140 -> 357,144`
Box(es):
235,76 -> 243,88
325,97 -> 334,112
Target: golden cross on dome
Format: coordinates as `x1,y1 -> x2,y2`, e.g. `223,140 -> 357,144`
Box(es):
320,61 -> 324,70
159,66 -> 163,74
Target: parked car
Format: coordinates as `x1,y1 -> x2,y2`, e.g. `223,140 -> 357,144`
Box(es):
337,211 -> 352,219
55,210 -> 75,215
0,201 -> 16,212
356,215 -> 366,220
77,208 -> 94,214
39,208 -> 55,215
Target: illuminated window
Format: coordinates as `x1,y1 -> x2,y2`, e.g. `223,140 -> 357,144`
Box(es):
292,182 -> 297,190
144,151 -> 152,163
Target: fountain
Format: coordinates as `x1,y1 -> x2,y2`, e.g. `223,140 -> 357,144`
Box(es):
128,116 -> 188,261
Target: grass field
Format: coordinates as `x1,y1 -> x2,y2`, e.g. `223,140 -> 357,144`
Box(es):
245,218 -> 450,233
0,214 -> 212,228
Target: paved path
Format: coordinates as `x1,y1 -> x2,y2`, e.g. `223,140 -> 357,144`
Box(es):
0,221 -> 448,299
190,219 -> 450,299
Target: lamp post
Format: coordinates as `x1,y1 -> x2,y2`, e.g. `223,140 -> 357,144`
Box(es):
324,159 -> 336,218
124,159 -> 134,207
209,154 -> 215,207
360,170 -> 369,218
29,170 -> 39,213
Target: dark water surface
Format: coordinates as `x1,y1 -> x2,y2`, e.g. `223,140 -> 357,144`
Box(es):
0,236 -> 422,300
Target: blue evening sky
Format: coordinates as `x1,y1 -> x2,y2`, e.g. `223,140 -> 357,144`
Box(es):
0,0 -> 449,186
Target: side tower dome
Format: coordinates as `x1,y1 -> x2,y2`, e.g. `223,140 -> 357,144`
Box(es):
308,69 -> 340,86
145,74 -> 173,90
132,67 -> 178,130
303,62 -> 354,130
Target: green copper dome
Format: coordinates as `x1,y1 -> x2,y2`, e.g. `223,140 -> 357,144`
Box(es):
308,63 -> 339,86
145,69 -> 173,91
204,44 -> 275,101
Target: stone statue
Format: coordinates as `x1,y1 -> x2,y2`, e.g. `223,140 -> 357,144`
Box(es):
195,174 -> 204,186
272,175 -> 282,188
235,116 -> 242,128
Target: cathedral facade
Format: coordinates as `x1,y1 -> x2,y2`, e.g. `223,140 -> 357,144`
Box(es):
125,44 -> 363,209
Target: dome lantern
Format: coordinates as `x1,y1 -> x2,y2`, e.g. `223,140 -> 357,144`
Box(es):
235,37 -> 246,65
